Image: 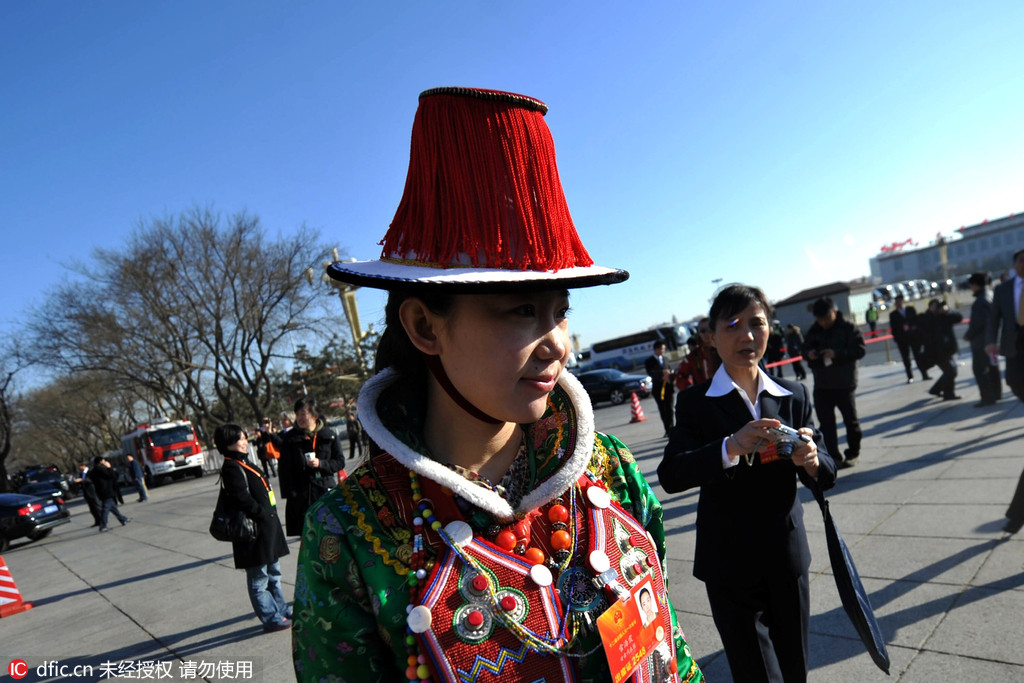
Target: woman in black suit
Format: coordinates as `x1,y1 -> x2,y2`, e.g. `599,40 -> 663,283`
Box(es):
658,284 -> 837,683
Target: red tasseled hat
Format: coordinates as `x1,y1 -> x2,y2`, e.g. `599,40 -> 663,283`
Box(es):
327,87 -> 627,292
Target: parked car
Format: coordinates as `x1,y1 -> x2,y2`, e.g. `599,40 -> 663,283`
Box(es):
24,466 -> 71,497
18,482 -> 66,506
576,369 -> 652,405
0,492 -> 71,552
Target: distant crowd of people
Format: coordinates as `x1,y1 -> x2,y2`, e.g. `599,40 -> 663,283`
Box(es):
648,249 -> 1024,538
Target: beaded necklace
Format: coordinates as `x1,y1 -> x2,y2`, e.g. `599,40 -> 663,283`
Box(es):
405,468 -> 588,676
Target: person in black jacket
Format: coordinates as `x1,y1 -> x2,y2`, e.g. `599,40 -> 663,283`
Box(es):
803,297 -> 866,468
658,284 -> 836,683
214,423 -> 291,632
276,396 -> 346,536
254,418 -> 278,478
964,273 -> 1002,407
73,462 -> 103,527
785,323 -> 808,380
918,298 -> 963,401
644,340 -> 675,436
889,295 -> 931,383
88,456 -> 131,532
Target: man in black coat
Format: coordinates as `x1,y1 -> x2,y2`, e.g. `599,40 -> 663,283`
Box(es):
803,297 -> 866,468
276,397 -> 346,536
964,272 -> 1001,406
918,298 -> 963,401
644,340 -> 675,437
986,248 -> 1024,534
88,456 -> 130,532
889,294 -> 931,383
73,462 -> 103,527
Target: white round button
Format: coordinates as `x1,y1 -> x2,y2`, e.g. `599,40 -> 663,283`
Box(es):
443,520 -> 474,547
530,564 -> 553,587
587,486 -> 611,509
588,550 -> 610,573
407,605 -> 432,633
656,625 -> 665,641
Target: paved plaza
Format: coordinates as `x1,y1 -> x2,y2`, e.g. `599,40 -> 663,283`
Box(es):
2,351 -> 1023,681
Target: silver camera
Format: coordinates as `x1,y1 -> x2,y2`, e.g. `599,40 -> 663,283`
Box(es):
766,425 -> 811,458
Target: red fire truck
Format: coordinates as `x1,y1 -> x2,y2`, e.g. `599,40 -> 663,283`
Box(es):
121,419 -> 205,487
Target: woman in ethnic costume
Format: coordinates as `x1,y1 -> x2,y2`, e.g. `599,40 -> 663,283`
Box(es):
291,87 -> 703,683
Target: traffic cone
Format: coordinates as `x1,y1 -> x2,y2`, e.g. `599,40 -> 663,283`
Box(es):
629,392 -> 648,423
0,556 -> 34,618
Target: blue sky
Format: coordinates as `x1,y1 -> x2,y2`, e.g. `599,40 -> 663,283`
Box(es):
3,1 -> 1023,355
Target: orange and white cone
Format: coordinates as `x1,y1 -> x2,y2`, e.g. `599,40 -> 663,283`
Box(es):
629,392 -> 648,423
0,556 -> 34,618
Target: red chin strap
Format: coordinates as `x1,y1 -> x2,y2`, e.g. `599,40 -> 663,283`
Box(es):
423,354 -> 502,425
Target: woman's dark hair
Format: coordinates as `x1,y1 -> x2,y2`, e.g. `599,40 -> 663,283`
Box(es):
708,284 -> 773,328
363,290 -> 456,457
213,423 -> 246,456
293,395 -> 319,416
375,289 -> 455,381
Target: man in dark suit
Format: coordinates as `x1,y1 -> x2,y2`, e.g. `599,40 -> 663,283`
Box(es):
88,456 -> 131,532
645,340 -> 675,437
889,294 -> 930,383
803,297 -> 866,468
986,247 -> 1024,534
659,365 -> 837,683
72,462 -> 103,527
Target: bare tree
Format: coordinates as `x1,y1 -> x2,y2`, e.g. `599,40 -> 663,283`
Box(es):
27,207 -> 341,434
8,373 -> 127,472
0,354 -> 21,492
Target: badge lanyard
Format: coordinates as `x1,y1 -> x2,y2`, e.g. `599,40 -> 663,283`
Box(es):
234,459 -> 277,507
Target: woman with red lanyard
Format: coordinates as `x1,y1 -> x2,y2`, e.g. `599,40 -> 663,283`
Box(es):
213,423 -> 291,632
277,395 -> 345,536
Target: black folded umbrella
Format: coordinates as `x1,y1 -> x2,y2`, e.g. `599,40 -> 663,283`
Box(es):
811,484 -> 891,675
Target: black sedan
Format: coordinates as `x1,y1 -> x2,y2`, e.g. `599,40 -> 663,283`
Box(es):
19,482 -> 67,506
576,369 -> 653,406
26,469 -> 72,498
0,493 -> 71,552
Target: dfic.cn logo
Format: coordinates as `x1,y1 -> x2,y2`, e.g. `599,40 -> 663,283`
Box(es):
8,659 -> 29,679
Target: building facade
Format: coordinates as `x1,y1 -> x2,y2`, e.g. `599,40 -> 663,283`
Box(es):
870,211 -> 1024,283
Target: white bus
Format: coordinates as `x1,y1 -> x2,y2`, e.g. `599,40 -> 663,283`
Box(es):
580,325 -> 691,372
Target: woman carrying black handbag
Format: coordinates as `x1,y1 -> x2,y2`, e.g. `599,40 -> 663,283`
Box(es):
213,423 -> 291,633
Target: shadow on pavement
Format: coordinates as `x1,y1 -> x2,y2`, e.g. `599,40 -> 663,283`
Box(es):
31,614 -> 270,683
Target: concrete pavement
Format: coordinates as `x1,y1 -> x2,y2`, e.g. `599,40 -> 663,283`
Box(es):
2,352 -> 1023,681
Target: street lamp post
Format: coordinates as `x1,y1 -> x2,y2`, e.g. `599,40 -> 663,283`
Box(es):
313,249 -> 373,378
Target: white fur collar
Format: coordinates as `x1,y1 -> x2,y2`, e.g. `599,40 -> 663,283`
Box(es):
356,368 -> 596,522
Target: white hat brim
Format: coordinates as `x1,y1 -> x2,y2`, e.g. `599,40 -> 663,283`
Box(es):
326,259 -> 628,292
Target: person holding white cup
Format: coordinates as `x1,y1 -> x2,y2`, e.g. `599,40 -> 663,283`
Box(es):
276,396 -> 345,536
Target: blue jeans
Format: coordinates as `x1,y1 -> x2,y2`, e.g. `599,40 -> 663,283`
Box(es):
245,560 -> 289,627
100,498 -> 128,527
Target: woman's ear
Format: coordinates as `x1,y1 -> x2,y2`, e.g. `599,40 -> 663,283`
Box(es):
398,297 -> 443,355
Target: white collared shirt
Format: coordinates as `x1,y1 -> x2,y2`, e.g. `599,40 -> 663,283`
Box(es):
706,364 -> 793,469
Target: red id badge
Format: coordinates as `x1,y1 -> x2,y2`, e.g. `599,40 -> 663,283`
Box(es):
596,572 -> 675,683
